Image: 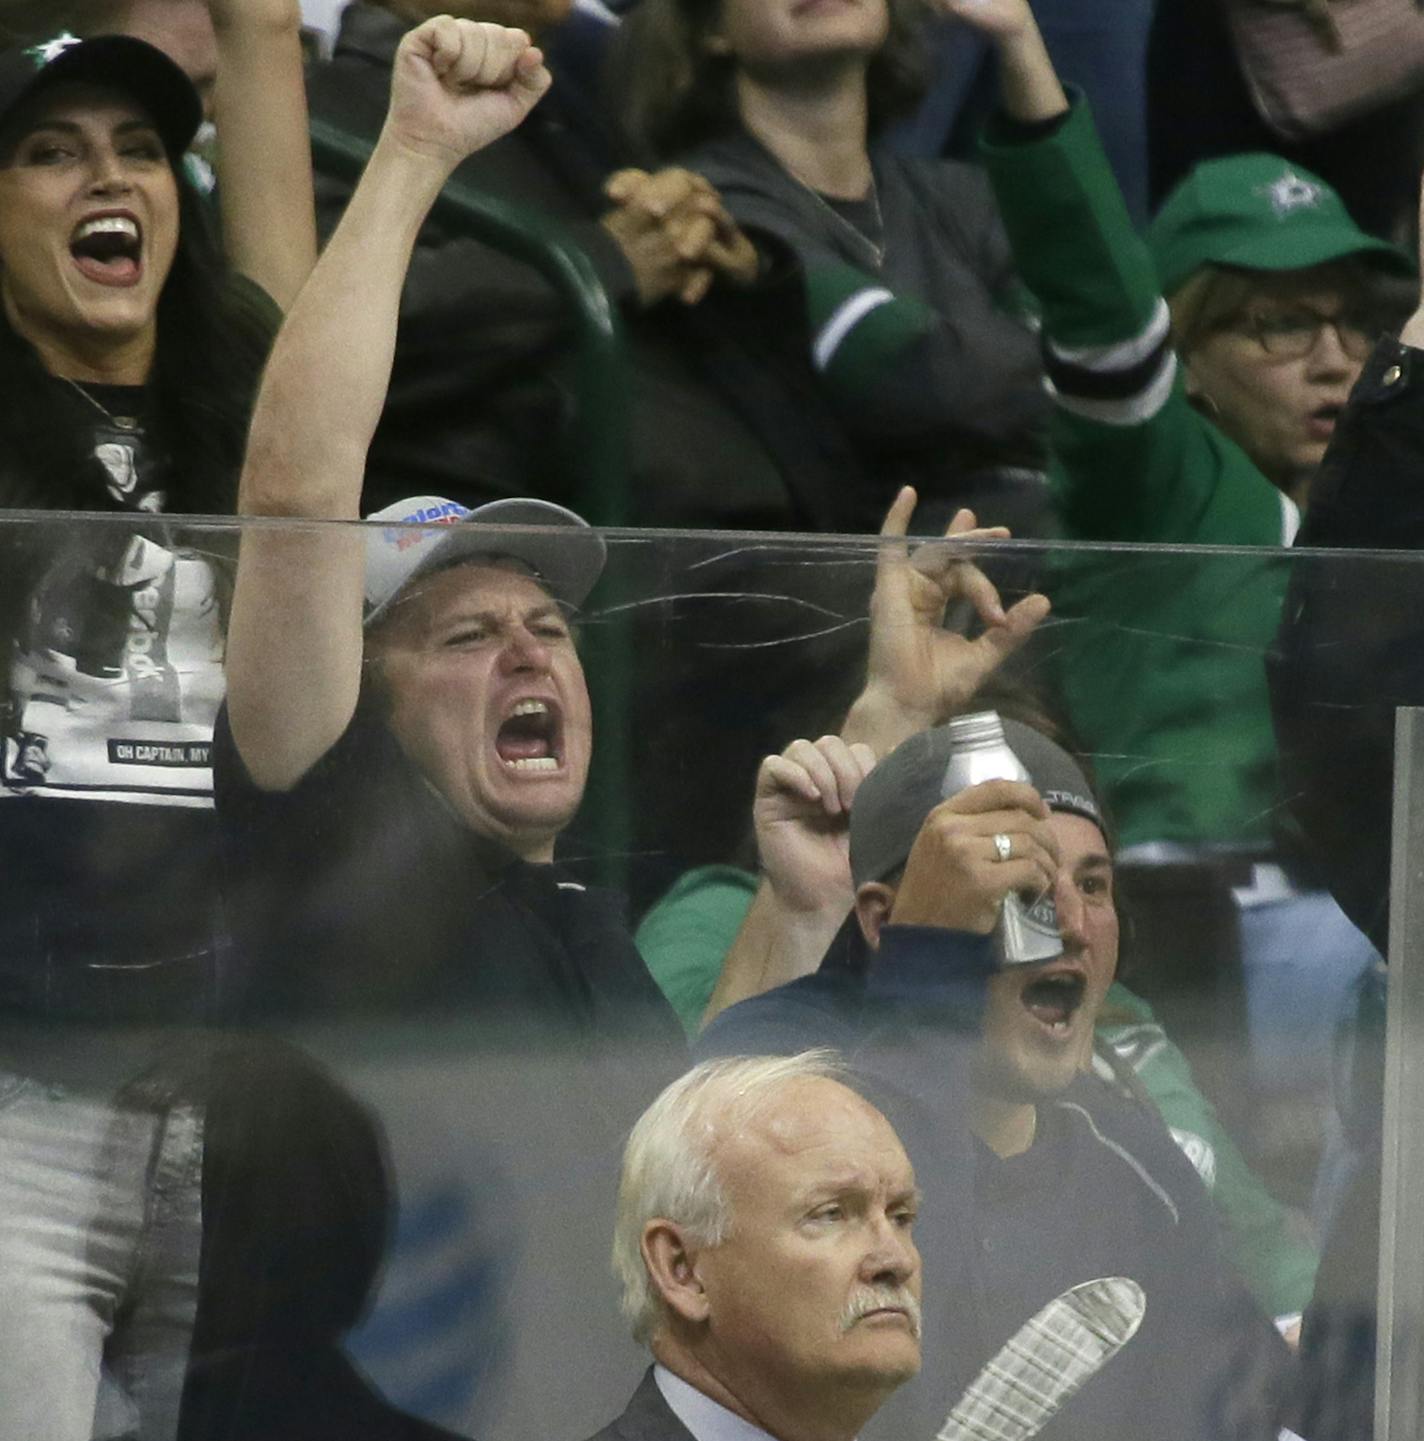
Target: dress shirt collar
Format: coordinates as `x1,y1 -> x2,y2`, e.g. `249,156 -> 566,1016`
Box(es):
654,1365 -> 785,1441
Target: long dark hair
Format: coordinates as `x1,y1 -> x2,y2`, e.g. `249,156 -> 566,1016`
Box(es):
611,0 -> 930,163
0,160 -> 271,513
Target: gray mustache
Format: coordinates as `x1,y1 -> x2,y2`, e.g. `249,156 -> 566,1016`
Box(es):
840,1285 -> 923,1339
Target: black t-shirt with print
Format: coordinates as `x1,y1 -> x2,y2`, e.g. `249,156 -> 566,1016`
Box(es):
0,378 -> 230,1023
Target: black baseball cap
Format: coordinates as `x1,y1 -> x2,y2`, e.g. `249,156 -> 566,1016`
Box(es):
0,33 -> 202,160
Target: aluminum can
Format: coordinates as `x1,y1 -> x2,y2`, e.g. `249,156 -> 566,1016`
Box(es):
941,711 -> 1061,964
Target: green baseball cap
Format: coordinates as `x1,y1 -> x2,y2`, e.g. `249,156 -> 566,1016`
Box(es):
1148,153 -> 1413,297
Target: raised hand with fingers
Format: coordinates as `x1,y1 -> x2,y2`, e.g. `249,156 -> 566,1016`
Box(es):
935,0 -> 1067,121
386,17 -> 552,172
844,486 -> 1051,758
754,735 -> 877,913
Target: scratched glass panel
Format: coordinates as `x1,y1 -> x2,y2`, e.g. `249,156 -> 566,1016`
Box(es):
0,511 -> 1410,1441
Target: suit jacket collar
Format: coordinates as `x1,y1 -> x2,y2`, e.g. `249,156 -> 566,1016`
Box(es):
605,1369 -> 698,1441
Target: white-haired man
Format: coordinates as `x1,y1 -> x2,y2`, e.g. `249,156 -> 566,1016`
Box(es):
593,1053 -> 923,1441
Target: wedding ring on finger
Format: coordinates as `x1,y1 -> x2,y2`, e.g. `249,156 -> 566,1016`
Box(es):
992,832 -> 1013,863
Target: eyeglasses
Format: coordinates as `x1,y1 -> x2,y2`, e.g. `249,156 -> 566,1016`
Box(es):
1228,307 -> 1381,361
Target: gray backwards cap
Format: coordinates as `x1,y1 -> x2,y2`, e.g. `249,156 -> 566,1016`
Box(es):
849,719 -> 1103,888
363,496 -> 606,627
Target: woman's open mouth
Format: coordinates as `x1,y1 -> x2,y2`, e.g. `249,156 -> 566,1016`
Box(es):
1307,403 -> 1343,441
70,213 -> 143,288
494,697 -> 565,774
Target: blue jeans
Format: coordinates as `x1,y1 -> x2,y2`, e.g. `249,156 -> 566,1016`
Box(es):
1235,887 -> 1380,1102
0,1039 -> 203,1441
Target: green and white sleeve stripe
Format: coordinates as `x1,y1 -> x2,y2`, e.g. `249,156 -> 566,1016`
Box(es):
1042,296 -> 1176,427
804,261 -> 937,393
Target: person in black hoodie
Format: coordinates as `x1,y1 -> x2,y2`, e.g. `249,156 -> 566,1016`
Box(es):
173,1036 -> 469,1441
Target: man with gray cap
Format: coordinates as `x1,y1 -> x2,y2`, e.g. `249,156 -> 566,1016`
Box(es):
213,15 -> 678,1029
699,717 -> 1295,1441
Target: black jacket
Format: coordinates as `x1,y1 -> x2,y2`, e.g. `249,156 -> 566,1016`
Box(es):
212,700 -> 683,1039
1266,336 -> 1424,1441
1269,336 -> 1424,951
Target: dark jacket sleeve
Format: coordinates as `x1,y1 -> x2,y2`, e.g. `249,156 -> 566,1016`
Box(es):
695,924 -> 994,1061
1269,338 -> 1424,949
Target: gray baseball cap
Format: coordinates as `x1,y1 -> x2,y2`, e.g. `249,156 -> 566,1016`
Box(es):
850,719 -> 1102,887
362,496 -> 606,627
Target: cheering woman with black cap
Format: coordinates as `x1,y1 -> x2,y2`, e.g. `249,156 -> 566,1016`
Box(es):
0,6 -> 314,1437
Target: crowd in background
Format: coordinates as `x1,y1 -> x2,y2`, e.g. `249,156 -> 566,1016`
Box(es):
0,1 -> 1422,1440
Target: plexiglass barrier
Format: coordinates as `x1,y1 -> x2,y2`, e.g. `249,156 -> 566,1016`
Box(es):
0,509 -> 1414,1441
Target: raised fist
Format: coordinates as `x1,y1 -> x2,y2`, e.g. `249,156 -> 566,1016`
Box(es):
385,17 -> 552,171
754,735 -> 877,913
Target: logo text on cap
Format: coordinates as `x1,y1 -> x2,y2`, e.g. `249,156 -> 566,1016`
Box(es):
26,33 -> 82,69
1258,169 -> 1323,220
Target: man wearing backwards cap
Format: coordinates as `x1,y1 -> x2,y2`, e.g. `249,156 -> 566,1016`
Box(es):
698,719 -> 1296,1441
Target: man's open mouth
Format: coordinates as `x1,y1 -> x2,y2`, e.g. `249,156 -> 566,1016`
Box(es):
70,213 -> 143,286
1020,970 -> 1087,1033
495,697 -> 564,773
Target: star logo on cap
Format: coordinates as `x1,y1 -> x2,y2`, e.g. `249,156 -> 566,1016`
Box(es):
25,33 -> 82,69
1258,169 -> 1324,219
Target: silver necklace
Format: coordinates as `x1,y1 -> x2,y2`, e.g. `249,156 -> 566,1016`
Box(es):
785,163 -> 886,268
61,375 -> 140,431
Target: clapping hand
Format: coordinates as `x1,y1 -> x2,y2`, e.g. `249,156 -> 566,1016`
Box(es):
385,17 -> 551,172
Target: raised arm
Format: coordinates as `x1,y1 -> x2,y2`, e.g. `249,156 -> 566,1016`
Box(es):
949,0 -> 1275,544
842,486 -> 1050,756
207,0 -> 316,309
703,488 -> 1049,1025
936,0 -> 1067,125
225,19 -> 551,792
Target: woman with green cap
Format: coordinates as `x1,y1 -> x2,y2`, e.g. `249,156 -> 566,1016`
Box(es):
935,0 -> 1410,858
934,0 -> 1408,1146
